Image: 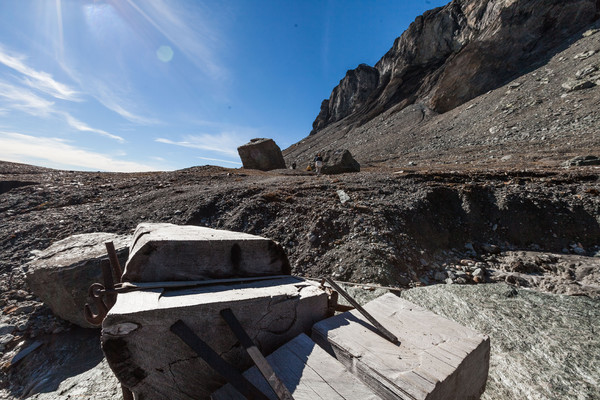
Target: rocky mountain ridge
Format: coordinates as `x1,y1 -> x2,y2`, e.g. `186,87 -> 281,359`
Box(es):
286,0 -> 600,167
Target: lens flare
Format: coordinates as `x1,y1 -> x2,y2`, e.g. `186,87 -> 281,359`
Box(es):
156,45 -> 173,62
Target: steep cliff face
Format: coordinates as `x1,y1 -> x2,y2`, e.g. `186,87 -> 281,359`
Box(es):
311,64 -> 379,134
309,0 -> 599,135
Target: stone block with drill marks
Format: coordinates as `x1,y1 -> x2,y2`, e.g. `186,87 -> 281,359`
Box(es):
312,293 -> 490,400
122,223 -> 290,282
101,277 -> 329,400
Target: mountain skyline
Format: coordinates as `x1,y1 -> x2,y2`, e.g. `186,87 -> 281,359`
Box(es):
0,0 -> 447,172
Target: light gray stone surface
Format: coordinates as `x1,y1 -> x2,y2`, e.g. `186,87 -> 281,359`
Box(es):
212,333 -> 381,400
312,293 -> 490,400
122,223 -> 290,282
24,233 -> 130,328
102,277 -> 329,400
401,284 -> 600,400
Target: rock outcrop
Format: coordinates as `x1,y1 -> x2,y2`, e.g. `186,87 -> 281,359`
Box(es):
237,138 -> 286,171
309,0 -> 599,135
311,64 -> 379,134
24,233 -> 130,328
401,284 -> 600,400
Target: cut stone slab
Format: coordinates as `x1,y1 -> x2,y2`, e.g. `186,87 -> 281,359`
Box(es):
312,293 -> 490,400
101,277 -> 329,400
122,223 -> 290,282
24,233 -> 130,328
212,333 -> 382,400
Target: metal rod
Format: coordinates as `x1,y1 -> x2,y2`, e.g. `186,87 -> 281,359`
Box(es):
101,275 -> 294,294
105,241 -> 123,282
100,259 -> 117,309
295,275 -> 404,292
325,277 -> 400,345
220,308 -> 294,400
170,320 -> 270,400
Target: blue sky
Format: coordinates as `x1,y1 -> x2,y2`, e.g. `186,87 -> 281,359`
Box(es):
0,0 -> 448,172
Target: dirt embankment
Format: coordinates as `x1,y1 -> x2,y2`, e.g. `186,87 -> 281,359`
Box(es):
1,161 -> 599,398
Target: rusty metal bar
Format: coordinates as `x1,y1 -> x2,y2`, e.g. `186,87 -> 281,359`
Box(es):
100,275 -> 292,295
325,277 -> 400,345
105,241 -> 123,282
83,283 -> 108,326
100,259 -> 117,309
170,320 -> 270,400
220,308 -> 294,400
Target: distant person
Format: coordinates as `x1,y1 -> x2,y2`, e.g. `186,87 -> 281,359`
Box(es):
291,162 -> 296,170
314,153 -> 323,175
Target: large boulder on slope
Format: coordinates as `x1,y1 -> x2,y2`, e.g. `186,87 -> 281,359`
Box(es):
237,138 -> 286,171
24,233 -> 130,328
321,149 -> 361,174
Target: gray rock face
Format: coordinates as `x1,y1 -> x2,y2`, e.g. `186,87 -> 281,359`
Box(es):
24,233 -> 130,328
237,138 -> 286,171
401,284 -> 600,400
321,149 -> 361,175
311,64 -> 380,135
309,0 -> 599,134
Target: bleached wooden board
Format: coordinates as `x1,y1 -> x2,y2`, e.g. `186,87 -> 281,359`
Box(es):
312,293 -> 490,400
212,333 -> 381,400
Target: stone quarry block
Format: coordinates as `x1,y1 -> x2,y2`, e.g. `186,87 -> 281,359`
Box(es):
24,233 -> 130,328
212,333 -> 381,400
101,277 -> 329,400
237,138 -> 286,171
312,293 -> 490,400
122,223 -> 290,282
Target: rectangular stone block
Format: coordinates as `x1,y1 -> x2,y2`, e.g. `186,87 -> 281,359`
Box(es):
212,333 -> 382,400
122,223 -> 290,282
312,293 -> 490,400
101,277 -> 329,400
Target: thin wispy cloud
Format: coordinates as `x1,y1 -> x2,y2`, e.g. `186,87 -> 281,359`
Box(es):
0,131 -> 157,172
0,80 -> 124,142
156,130 -> 253,158
0,81 -> 55,116
121,0 -> 228,82
0,44 -> 80,101
92,81 -> 160,125
63,113 -> 125,142
197,156 -> 241,166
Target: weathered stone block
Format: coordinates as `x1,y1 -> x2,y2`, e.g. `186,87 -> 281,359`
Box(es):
212,333 -> 381,400
101,277 -> 329,399
321,149 -> 360,174
237,138 -> 286,171
312,293 -> 490,400
122,223 -> 290,282
24,233 -> 130,328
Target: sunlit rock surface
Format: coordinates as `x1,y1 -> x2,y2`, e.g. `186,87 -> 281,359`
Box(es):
401,283 -> 599,400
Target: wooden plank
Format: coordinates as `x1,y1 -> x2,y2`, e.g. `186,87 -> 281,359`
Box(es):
212,334 -> 382,400
312,294 -> 490,400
